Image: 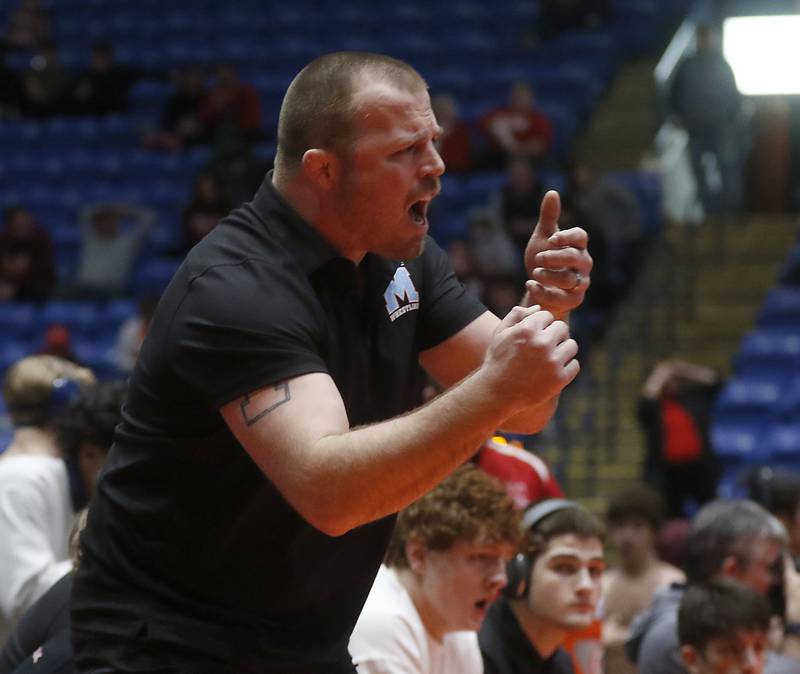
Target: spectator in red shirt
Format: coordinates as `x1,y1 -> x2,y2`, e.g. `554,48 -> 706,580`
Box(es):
479,81 -> 554,170
475,435 -> 563,510
432,92 -> 473,174
200,63 -> 262,144
0,206 -> 55,302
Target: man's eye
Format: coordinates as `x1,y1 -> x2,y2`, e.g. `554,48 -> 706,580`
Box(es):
554,563 -> 577,575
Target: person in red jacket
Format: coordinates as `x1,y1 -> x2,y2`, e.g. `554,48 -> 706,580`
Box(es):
479,81 -> 554,170
200,63 -> 262,144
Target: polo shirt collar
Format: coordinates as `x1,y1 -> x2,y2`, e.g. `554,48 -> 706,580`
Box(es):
251,171 -> 341,275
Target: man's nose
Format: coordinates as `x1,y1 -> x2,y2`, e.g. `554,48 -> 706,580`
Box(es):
487,558 -> 508,590
421,142 -> 445,179
575,568 -> 594,593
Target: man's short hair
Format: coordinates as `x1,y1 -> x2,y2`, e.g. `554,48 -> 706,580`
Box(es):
684,499 -> 787,584
384,463 -> 521,568
526,503 -> 605,563
2,355 -> 95,427
678,579 -> 771,651
747,467 -> 800,519
606,482 -> 665,532
275,51 -> 427,172
52,379 -> 127,461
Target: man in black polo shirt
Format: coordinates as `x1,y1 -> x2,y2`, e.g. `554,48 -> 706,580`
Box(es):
71,52 -> 593,673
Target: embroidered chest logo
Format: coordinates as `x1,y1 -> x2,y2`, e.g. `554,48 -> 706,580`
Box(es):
383,264 -> 419,322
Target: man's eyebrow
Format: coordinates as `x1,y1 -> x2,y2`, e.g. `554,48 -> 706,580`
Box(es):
546,552 -> 605,564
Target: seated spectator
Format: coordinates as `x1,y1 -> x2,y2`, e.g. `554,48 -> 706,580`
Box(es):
0,380 -> 124,673
479,499 -> 605,674
71,40 -> 139,115
489,156 -> 546,252
71,202 -> 154,298
627,499 -> 800,674
431,93 -> 473,174
678,579 -> 771,674
747,468 -> 800,559
21,41 -> 73,118
349,464 -> 520,674
115,295 -> 158,374
475,435 -> 564,510
181,172 -> 232,254
200,63 -> 262,145
638,360 -> 722,519
602,483 -> 685,674
567,162 -> 644,305
479,82 -> 554,170
141,64 -> 207,152
468,213 -> 521,281
201,136 -> 272,206
0,206 -> 55,301
0,43 -> 24,119
0,356 -> 95,644
37,325 -> 79,364
3,0 -> 51,52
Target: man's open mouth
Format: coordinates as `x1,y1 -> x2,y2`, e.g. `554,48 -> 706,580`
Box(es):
409,200 -> 429,226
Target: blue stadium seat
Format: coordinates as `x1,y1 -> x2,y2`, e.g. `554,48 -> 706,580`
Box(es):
104,298 -> 138,324
40,300 -> 102,339
0,343 -> 32,376
0,304 -> 41,341
712,375 -> 785,426
73,339 -> 121,381
710,422 -> 765,467
758,287 -> 800,328
130,258 -> 181,297
762,423 -> 800,469
734,329 -> 800,379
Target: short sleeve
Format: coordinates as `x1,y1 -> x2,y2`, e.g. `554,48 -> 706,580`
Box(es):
163,258 -> 329,409
415,237 -> 487,351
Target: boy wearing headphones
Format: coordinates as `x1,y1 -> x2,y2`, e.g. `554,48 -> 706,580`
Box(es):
348,464 -> 520,674
479,499 -> 605,674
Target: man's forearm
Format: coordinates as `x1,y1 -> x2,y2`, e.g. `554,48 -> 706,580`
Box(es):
498,395 -> 559,434
289,368 -> 517,536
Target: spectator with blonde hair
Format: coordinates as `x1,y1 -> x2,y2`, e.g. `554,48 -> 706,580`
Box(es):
0,356 -> 94,644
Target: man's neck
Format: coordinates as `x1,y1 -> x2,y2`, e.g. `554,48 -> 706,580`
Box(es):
272,165 -> 366,264
509,599 -> 566,659
3,426 -> 61,459
396,568 -> 446,643
621,549 -> 659,577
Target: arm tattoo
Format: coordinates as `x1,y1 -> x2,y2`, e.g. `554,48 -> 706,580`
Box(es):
240,382 -> 291,426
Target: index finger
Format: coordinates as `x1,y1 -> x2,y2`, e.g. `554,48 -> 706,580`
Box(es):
548,226 -> 589,249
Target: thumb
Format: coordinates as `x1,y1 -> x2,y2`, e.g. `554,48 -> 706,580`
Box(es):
532,190 -> 561,241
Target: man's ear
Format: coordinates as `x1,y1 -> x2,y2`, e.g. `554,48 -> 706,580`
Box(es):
405,538 -> 428,575
301,148 -> 339,190
680,644 -> 701,674
721,553 -> 742,580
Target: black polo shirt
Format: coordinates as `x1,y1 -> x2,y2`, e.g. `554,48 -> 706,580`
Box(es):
71,175 -> 486,672
479,597 -> 575,674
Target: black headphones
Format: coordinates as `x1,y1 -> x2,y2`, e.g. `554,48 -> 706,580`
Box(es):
504,498 -> 580,600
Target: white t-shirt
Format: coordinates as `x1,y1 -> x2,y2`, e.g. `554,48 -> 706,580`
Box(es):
349,565 -> 483,674
0,455 -> 74,643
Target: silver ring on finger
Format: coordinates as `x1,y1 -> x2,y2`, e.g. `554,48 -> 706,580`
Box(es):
570,272 -> 583,291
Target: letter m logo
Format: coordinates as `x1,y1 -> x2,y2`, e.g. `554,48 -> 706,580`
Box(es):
383,265 -> 419,322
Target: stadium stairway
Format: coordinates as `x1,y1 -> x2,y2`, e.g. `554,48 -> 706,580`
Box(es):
559,214 -> 800,510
